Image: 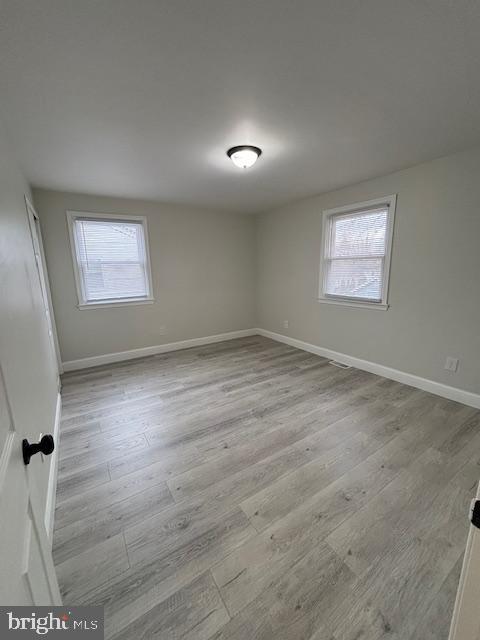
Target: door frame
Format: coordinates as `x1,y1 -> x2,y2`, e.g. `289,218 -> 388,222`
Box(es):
448,483 -> 480,640
25,196 -> 63,376
24,196 -> 62,540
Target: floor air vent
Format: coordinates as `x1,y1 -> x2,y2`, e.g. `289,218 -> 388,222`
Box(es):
329,360 -> 351,369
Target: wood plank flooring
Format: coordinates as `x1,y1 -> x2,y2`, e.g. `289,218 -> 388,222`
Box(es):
53,336 -> 480,639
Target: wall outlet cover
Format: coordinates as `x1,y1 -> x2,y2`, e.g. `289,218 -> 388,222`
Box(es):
444,356 -> 459,373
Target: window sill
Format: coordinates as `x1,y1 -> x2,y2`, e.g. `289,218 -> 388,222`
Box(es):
317,296 -> 389,311
77,298 -> 155,310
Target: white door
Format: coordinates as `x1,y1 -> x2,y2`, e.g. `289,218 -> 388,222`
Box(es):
0,364 -> 61,605
25,197 -> 62,378
449,482 -> 480,640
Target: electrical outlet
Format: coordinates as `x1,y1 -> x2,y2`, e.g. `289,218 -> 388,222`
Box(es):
444,357 -> 459,373
283,320 -> 289,329
158,325 -> 167,336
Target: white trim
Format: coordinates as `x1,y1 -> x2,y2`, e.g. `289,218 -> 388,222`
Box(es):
0,433 -> 15,491
62,329 -> 257,371
448,483 -> 480,640
317,297 -> 389,311
255,328 -> 480,410
77,298 -> 155,310
61,325 -> 480,408
66,210 -> 154,308
319,194 -> 397,309
44,392 -> 61,543
25,197 -> 64,375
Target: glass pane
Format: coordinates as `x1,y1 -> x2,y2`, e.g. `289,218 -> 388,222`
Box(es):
81,262 -> 148,301
74,219 -> 148,302
325,257 -> 383,301
330,209 -> 388,258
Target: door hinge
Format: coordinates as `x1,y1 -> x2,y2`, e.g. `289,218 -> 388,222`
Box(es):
470,499 -> 480,530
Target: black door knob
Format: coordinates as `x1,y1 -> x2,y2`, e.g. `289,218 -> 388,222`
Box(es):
22,434 -> 55,465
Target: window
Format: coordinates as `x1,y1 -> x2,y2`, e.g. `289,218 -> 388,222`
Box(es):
67,211 -> 154,308
318,195 -> 396,309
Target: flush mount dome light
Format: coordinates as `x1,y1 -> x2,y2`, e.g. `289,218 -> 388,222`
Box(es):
227,145 -> 262,169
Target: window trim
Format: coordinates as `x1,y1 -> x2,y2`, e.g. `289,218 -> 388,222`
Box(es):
318,195 -> 396,310
66,210 -> 155,309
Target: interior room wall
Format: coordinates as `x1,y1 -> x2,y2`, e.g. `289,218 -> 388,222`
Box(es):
33,189 -> 256,364
256,146 -> 480,395
0,125 -> 59,515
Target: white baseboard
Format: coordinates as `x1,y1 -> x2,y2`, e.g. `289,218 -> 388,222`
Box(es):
255,328 -> 480,409
44,392 -> 61,543
62,329 -> 257,372
62,325 -> 479,409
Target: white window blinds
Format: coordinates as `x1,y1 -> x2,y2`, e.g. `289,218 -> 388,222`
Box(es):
323,207 -> 389,302
71,217 -> 151,304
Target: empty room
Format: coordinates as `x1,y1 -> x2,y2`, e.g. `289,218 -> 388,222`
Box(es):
1,1 -> 480,638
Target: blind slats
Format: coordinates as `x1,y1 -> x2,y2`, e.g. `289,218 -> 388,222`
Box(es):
73,218 -> 150,302
324,207 -> 388,302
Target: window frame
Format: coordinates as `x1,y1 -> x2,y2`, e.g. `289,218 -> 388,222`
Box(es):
318,195 -> 396,311
66,210 -> 155,310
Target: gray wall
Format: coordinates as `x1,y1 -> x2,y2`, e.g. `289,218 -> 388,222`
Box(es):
0,126 -> 59,513
33,146 -> 480,395
256,146 -> 480,394
33,189 -> 256,363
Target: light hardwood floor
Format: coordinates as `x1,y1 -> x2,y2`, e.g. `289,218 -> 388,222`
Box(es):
54,336 -> 480,639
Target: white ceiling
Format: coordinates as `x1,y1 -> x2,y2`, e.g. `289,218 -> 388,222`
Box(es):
1,0 -> 480,213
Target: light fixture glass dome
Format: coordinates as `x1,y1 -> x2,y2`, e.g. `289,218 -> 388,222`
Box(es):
227,145 -> 262,169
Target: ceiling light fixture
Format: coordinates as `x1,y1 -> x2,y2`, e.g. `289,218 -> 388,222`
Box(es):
227,145 -> 262,169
